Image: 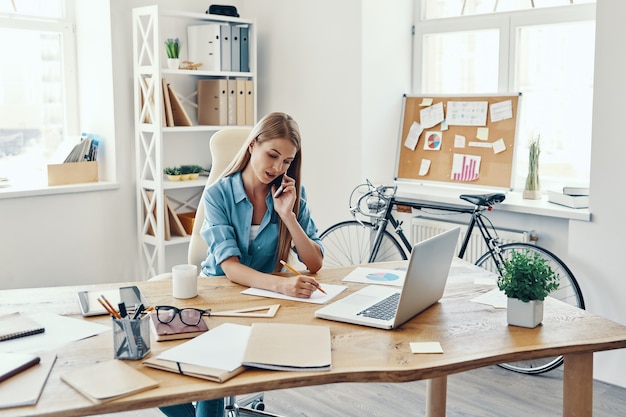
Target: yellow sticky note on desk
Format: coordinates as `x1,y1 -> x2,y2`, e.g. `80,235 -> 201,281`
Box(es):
410,342 -> 444,354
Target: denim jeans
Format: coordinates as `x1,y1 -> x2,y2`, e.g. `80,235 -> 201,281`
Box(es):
159,398 -> 225,417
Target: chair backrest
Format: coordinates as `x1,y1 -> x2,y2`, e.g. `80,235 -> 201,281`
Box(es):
188,127 -> 252,269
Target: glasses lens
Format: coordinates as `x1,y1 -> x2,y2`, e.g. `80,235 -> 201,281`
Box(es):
156,306 -> 177,323
180,309 -> 203,326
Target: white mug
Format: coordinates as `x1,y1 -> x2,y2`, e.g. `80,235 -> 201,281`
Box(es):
172,264 -> 198,299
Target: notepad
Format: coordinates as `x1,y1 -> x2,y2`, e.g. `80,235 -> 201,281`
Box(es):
0,352 -> 40,383
0,312 -> 45,342
242,323 -> 332,371
149,311 -> 208,341
0,353 -> 56,409
144,323 -> 250,383
61,359 -> 159,404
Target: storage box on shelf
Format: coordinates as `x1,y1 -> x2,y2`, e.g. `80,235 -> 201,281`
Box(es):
133,5 -> 257,278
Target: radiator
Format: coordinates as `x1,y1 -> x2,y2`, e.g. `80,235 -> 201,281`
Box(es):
411,217 -> 532,263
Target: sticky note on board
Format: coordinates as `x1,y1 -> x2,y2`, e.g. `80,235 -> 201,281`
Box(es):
493,138 -> 507,154
477,127 -> 489,140
418,159 -> 431,176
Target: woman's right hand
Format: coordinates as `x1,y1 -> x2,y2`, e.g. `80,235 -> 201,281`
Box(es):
278,275 -> 322,299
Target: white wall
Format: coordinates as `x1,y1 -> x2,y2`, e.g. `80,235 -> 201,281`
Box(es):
568,0 -> 626,389
1,0 -> 625,389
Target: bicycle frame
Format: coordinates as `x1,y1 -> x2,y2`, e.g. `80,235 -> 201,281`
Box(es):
353,183 -> 505,267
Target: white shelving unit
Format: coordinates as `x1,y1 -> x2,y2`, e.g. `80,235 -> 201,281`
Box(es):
132,5 -> 257,278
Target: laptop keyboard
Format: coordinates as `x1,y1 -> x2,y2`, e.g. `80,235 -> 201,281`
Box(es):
357,293 -> 400,320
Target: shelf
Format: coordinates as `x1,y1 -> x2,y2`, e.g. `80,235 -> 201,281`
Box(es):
133,4 -> 256,278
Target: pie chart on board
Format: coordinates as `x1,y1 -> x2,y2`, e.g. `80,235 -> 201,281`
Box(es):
424,132 -> 442,150
366,272 -> 400,282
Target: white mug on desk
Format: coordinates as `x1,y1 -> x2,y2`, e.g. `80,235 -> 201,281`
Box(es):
172,264 -> 198,299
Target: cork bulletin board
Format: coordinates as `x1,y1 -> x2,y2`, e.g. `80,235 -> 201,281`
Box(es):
394,94 -> 521,189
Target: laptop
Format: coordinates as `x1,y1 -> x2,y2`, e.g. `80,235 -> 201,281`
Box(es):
315,227 -> 461,330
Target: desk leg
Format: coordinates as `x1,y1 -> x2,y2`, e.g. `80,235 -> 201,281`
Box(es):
563,352 -> 593,417
426,376 -> 447,417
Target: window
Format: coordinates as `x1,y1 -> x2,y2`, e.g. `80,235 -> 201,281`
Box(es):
415,2 -> 595,190
0,0 -> 78,188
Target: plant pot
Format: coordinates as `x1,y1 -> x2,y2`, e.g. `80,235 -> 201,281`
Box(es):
180,174 -> 191,181
167,58 -> 180,70
522,189 -> 542,200
507,298 -> 543,328
189,173 -> 200,180
166,174 -> 181,181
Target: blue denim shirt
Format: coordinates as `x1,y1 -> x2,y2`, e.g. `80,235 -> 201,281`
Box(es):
200,171 -> 322,276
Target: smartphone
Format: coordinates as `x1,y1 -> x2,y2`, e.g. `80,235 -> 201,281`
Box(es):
271,174 -> 284,198
77,286 -> 149,316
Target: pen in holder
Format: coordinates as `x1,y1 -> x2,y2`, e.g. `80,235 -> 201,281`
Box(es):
113,314 -> 150,360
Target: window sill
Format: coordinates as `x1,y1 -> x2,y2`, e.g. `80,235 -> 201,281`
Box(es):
394,183 -> 591,222
0,181 -> 120,199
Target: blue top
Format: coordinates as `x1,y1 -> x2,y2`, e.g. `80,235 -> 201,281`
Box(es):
200,171 -> 323,276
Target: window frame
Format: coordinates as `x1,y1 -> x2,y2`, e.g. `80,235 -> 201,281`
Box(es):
412,3 -> 596,191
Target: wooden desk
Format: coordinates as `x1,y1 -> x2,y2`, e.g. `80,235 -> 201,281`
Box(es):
1,260 -> 626,417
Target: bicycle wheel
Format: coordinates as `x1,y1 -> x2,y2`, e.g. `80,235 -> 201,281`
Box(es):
475,242 -> 585,374
320,220 -> 408,267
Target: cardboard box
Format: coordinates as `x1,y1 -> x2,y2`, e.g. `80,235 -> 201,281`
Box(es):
47,161 -> 98,186
178,211 -> 197,235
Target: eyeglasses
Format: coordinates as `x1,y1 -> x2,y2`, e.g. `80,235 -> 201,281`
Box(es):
155,305 -> 211,326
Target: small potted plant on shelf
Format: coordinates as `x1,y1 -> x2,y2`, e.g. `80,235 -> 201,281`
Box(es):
522,134 -> 541,199
164,166 -> 181,181
179,164 -> 193,181
181,165 -> 203,180
164,38 -> 181,70
497,249 -> 560,328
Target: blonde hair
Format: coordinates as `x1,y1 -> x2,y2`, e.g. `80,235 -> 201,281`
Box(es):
222,112 -> 302,272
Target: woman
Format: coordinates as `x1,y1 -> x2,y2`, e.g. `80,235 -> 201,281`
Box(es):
160,112 -> 324,417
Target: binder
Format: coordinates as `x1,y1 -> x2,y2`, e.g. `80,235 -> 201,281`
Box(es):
231,25 -> 241,72
245,79 -> 255,126
220,24 -> 231,72
236,79 -> 246,126
227,78 -> 237,125
197,79 -> 228,126
162,78 -> 174,127
239,26 -> 250,73
167,84 -> 193,126
187,24 -> 221,72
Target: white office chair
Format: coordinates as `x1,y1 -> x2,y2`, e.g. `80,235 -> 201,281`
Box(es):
151,127 -> 283,417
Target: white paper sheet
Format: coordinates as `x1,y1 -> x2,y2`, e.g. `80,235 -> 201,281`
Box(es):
241,284 -> 347,305
341,267 -> 407,287
0,312 -> 109,354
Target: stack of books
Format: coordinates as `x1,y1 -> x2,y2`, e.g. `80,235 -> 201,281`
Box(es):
547,186 -> 589,209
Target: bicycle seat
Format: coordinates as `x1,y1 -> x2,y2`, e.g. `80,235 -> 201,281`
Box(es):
459,193 -> 506,207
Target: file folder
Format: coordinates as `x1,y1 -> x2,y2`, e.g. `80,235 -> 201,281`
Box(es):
227,79 -> 237,125
236,79 -> 246,126
245,79 -> 254,125
239,26 -> 250,73
197,79 -> 228,126
231,25 -> 241,72
187,24 -> 221,72
220,24 -> 231,72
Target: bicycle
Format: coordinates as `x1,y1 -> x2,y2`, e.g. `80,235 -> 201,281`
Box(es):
320,180 -> 585,375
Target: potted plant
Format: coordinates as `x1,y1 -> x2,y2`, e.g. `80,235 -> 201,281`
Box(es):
164,38 -> 181,70
164,166 -> 181,181
181,165 -> 203,180
522,134 -> 541,199
497,249 -> 560,328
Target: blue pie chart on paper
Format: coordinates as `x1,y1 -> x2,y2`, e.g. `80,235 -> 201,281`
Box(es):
366,272 -> 400,282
